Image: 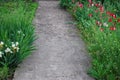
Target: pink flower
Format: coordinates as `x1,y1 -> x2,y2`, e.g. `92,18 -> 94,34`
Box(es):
79,3 -> 83,8
88,0 -> 92,4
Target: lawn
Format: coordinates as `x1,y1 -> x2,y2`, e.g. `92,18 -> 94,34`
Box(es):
0,1 -> 38,79
60,0 -> 120,80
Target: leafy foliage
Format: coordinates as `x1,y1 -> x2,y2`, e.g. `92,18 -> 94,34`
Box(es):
60,0 -> 120,80
0,1 -> 38,79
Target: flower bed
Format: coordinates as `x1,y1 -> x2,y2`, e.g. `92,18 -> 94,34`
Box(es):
60,0 -> 120,80
0,1 -> 38,79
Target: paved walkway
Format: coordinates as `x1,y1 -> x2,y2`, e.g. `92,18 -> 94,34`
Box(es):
13,1 -> 93,80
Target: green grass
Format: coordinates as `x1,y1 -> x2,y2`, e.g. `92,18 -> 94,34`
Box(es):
0,1 -> 38,79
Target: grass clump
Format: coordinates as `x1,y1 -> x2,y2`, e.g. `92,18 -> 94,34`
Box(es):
0,1 -> 38,79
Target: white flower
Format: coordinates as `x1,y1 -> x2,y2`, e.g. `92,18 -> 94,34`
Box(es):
18,31 -> 21,34
0,51 -> 4,57
12,46 -> 20,53
103,22 -> 108,27
0,41 -> 4,45
16,47 -> 20,52
92,3 -> 94,6
12,44 -> 15,47
99,23 -> 102,27
12,42 -> 19,47
16,42 -> 19,46
5,48 -> 12,53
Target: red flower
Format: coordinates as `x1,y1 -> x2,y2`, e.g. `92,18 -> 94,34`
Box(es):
88,0 -> 92,4
95,3 -> 99,7
110,26 -> 116,31
112,14 -> 116,18
79,3 -> 83,8
96,21 -> 102,26
106,11 -> 111,15
108,18 -> 112,22
99,6 -> 104,13
89,14 -> 92,17
110,13 -> 116,18
110,13 -> 113,16
117,19 -> 120,22
100,28 -> 104,31
96,21 -> 100,25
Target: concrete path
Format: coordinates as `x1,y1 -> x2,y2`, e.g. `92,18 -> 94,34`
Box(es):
13,1 -> 93,80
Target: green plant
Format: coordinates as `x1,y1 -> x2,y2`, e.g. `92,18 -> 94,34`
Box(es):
60,0 -> 120,80
60,0 -> 74,8
0,65 -> 9,80
0,1 -> 38,79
